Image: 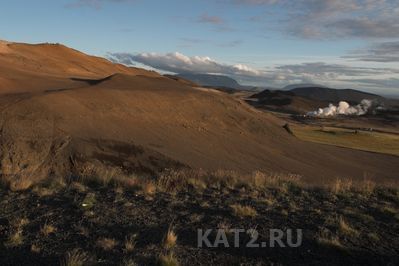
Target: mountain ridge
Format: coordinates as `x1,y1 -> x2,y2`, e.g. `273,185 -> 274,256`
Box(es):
176,73 -> 243,89
290,86 -> 384,103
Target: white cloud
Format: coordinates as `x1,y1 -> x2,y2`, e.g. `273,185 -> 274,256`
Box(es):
108,51 -> 399,92
109,52 -> 260,76
277,62 -> 399,78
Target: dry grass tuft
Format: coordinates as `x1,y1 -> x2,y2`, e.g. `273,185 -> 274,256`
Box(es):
41,223 -> 57,236
5,217 -> 30,247
1,167 -> 306,196
79,163 -> 119,187
61,249 -> 90,266
5,229 -> 24,247
78,163 -> 137,189
331,178 -> 353,194
157,169 -> 198,193
358,179 -> 376,195
258,196 -> 275,207
163,227 -> 178,249
121,258 -> 138,266
251,171 -> 301,189
230,204 -> 257,217
17,217 -> 30,227
159,252 -> 179,266
124,234 -> 137,253
156,169 -> 302,194
96,237 -> 118,251
210,169 -> 240,189
316,231 -> 344,249
76,162 -> 160,195
31,243 -> 41,253
186,177 -> 207,191
338,216 -> 359,236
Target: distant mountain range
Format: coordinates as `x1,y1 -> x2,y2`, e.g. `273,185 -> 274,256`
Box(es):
175,73 -> 243,89
250,87 -> 399,115
290,87 -> 384,104
283,84 -> 327,90
173,74 -> 392,100
248,89 -> 327,115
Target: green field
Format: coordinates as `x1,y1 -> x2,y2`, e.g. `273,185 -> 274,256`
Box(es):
292,125 -> 399,156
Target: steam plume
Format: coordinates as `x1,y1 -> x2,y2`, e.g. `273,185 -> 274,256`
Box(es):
307,99 -> 374,117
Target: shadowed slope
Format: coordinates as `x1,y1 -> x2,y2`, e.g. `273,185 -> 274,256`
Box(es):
249,90 -> 327,114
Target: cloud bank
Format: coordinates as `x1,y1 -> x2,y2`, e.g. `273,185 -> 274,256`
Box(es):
108,52 -> 399,91
108,52 -> 260,77
345,41 -> 399,62
234,0 -> 399,39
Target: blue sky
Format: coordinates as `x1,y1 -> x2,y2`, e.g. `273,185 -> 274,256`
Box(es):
0,0 -> 398,96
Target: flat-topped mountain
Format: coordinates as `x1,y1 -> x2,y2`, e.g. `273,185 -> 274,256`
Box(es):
175,73 -> 242,89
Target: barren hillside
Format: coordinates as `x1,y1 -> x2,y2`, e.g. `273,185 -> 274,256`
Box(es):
0,40 -> 398,186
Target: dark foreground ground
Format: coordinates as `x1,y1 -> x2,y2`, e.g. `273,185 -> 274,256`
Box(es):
0,173 -> 398,266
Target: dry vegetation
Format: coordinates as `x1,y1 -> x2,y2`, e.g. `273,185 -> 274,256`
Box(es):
338,216 -> 359,236
96,238 -> 119,251
230,204 -> 258,217
159,252 -> 179,266
124,234 -> 137,253
40,223 -> 57,236
0,168 -> 398,265
5,228 -> 24,248
163,227 -> 178,249
316,230 -> 343,249
4,217 -> 29,248
61,249 -> 90,266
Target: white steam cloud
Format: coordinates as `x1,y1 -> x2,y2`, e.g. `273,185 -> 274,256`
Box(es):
307,99 -> 374,117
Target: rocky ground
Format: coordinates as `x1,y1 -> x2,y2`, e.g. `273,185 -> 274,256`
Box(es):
0,173 -> 398,266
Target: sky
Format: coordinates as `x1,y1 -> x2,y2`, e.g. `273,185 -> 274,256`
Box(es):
0,0 -> 398,96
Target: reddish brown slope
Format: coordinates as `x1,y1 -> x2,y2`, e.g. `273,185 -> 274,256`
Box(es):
0,40 -> 159,94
